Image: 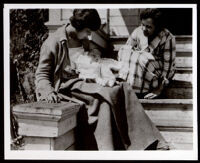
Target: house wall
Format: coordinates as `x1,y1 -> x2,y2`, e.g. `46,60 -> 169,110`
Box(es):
45,9 -> 141,36
45,8 -> 192,36
109,9 -> 141,36
45,9 -> 108,34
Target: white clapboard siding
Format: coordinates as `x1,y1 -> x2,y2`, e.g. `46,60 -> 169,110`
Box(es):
61,9 -> 107,23
61,9 -> 73,20
110,9 -> 139,16
109,9 -> 140,36
110,16 -> 139,26
110,26 -> 132,36
46,9 -> 108,34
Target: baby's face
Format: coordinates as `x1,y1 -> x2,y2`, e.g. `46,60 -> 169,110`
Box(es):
88,52 -> 100,62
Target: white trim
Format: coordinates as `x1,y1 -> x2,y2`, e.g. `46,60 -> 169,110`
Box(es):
4,4 -> 197,9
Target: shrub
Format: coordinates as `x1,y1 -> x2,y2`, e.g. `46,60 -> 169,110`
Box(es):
10,9 -> 49,103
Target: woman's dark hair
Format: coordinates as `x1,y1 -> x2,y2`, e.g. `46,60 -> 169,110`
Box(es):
140,8 -> 163,30
70,9 -> 101,31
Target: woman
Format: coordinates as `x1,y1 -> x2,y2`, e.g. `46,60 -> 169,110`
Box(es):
118,8 -> 176,99
35,9 -> 169,150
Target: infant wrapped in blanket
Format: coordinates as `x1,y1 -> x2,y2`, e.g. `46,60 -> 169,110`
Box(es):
70,45 -> 159,91
72,48 -> 122,87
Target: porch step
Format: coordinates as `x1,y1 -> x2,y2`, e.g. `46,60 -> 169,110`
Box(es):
110,35 -> 192,71
112,45 -> 192,57
110,35 -> 193,99
110,35 -> 192,44
140,99 -> 193,128
110,35 -> 192,56
160,130 -> 193,150
175,67 -> 192,74
140,99 -> 193,150
163,83 -> 192,99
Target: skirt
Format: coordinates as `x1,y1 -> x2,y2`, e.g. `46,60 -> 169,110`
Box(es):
58,79 -> 169,150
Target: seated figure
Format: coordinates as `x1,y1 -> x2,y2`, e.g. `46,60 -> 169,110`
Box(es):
35,9 -> 170,150
118,8 -> 176,99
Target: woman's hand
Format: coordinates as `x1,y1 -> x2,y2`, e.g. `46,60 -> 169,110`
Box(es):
144,76 -> 169,99
144,83 -> 164,99
144,92 -> 159,99
46,92 -> 61,103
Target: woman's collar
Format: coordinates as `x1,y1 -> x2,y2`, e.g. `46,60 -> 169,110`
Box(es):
59,23 -> 70,42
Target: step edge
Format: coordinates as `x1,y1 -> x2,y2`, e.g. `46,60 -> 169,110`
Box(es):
110,35 -> 192,40
139,99 -> 193,104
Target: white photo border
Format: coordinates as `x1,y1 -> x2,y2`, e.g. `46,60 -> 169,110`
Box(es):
4,3 -> 198,160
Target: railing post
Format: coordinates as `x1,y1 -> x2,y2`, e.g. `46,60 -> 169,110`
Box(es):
13,101 -> 80,150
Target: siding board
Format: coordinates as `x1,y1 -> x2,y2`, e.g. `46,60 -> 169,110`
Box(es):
110,16 -> 139,26
110,9 -> 139,16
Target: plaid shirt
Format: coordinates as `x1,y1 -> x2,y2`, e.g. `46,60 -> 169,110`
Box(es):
118,26 -> 176,93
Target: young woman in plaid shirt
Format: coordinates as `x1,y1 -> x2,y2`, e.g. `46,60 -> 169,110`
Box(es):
118,8 -> 176,99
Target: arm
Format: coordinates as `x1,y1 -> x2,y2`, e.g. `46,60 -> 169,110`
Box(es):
162,36 -> 176,81
144,36 -> 176,99
35,38 -> 58,102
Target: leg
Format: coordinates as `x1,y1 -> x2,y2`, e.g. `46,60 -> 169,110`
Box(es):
94,102 -> 114,150
122,83 -> 169,150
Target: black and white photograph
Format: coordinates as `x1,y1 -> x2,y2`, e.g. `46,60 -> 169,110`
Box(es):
4,3 -> 198,160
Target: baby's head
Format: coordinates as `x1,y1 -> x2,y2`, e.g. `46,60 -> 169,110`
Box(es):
88,48 -> 101,62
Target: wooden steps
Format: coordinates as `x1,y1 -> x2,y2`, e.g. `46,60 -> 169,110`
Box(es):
111,35 -> 193,150
140,99 -> 193,150
110,35 -> 192,68
140,99 -> 193,128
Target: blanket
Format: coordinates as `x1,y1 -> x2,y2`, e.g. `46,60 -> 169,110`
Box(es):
58,79 -> 169,150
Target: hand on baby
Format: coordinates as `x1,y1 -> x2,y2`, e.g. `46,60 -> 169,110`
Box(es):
95,77 -> 115,87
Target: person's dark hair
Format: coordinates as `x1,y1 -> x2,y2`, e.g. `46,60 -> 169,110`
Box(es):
140,8 -> 163,30
70,9 -> 101,31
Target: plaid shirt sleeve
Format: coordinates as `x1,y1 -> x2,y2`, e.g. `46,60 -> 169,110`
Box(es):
161,36 -> 176,79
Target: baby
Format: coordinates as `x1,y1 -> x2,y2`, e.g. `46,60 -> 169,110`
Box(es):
74,49 -> 122,87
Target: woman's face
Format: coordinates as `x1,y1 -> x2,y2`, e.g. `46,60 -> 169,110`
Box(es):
141,18 -> 156,37
77,28 -> 92,40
